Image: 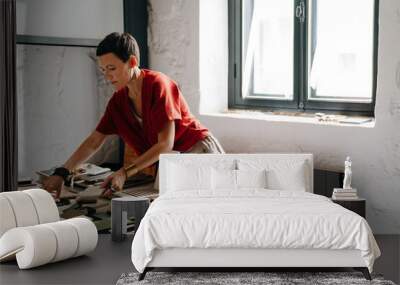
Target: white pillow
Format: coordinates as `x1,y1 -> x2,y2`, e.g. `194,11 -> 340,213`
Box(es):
211,168 -> 236,190
237,159 -> 308,191
167,162 -> 212,192
211,168 -> 268,190
266,161 -> 307,191
236,169 -> 267,189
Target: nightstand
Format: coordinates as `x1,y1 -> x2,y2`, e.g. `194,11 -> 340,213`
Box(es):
331,198 -> 366,218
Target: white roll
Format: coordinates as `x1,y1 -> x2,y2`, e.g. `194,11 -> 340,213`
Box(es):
43,221 -> 79,262
24,189 -> 59,224
65,218 -> 98,257
0,226 -> 57,269
0,227 -> 24,262
1,192 -> 39,227
0,196 -> 17,238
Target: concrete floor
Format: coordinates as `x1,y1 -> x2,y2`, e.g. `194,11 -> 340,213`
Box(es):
373,235 -> 400,284
0,234 -> 135,285
1,235 -> 398,285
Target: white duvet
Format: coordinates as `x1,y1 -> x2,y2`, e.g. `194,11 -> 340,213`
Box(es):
131,190 -> 380,273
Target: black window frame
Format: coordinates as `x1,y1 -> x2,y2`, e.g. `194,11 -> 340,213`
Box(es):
228,0 -> 379,116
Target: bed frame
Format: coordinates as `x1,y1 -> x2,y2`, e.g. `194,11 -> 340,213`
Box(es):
138,248 -> 371,280
137,154 -> 372,281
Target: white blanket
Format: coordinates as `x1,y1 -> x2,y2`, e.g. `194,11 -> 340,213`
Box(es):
131,190 -> 380,273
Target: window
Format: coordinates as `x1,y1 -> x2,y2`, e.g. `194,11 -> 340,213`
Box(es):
228,0 -> 379,115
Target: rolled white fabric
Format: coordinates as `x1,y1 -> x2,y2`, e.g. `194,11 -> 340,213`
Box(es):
65,218 -> 98,257
0,218 -> 98,269
0,189 -> 98,269
0,196 -> 17,238
1,192 -> 39,227
24,189 -> 59,224
0,226 -> 57,269
42,221 -> 79,262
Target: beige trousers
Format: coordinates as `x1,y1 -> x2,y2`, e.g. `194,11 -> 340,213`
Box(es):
184,134 -> 225,154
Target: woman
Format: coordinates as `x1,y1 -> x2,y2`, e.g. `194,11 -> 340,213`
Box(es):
43,32 -> 224,198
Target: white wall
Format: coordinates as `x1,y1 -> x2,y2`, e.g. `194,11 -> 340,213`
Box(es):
17,0 -> 123,39
148,0 -> 400,234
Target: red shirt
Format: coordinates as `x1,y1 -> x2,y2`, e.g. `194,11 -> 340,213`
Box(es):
96,69 -> 209,154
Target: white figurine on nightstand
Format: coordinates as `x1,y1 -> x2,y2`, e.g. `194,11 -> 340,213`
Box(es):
332,157 -> 358,199
343,156 -> 352,189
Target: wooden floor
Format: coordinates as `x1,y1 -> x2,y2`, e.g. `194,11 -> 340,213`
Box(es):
0,235 -> 398,285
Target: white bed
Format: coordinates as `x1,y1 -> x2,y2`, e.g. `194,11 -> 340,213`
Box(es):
131,154 -> 380,280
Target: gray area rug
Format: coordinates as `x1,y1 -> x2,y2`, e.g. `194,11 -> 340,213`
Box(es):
116,272 -> 396,285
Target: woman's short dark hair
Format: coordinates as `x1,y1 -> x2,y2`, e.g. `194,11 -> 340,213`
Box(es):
96,32 -> 140,65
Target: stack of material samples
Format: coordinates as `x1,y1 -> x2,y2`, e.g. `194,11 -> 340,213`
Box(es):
76,163 -> 111,180
332,188 -> 358,200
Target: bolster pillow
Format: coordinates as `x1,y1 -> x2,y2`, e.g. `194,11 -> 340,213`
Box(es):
0,218 -> 98,269
0,189 -> 59,237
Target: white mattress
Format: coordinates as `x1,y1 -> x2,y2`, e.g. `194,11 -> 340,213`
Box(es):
131,190 -> 380,273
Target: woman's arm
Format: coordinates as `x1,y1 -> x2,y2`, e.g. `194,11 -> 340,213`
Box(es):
43,130 -> 107,198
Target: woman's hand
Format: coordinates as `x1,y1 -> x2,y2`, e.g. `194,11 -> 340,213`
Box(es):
100,168 -> 127,198
42,175 -> 64,199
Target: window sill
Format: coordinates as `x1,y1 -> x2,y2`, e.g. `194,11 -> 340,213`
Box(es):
201,109 -> 375,128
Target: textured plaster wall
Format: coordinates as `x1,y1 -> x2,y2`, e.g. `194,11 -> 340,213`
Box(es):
148,0 -> 400,233
17,45 -> 118,178
16,0 -> 123,179
147,0 -> 200,113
